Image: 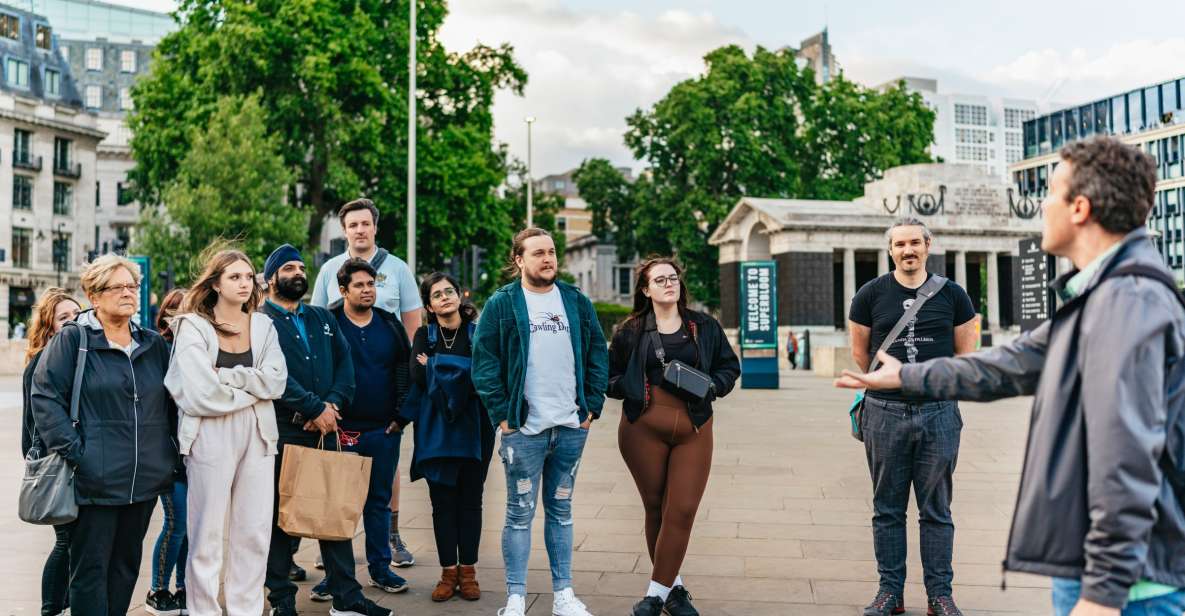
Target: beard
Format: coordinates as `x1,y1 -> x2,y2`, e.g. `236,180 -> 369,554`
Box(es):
523,268 -> 557,288
275,274 -> 308,301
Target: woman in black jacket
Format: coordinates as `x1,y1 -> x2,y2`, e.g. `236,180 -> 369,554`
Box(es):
21,287 -> 80,616
607,257 -> 740,616
31,255 -> 177,616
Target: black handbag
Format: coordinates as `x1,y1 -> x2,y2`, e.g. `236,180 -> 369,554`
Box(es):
649,329 -> 714,404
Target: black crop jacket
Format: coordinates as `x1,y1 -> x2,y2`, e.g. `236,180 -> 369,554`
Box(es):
606,309 -> 740,428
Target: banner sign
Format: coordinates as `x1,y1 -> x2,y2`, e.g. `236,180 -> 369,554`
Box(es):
1014,238 -> 1055,332
739,261 -> 777,349
128,255 -> 152,329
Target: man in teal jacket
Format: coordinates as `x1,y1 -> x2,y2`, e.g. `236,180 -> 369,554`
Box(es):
472,228 -> 608,616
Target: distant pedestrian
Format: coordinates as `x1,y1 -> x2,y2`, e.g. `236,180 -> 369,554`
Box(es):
838,136 -> 1185,616
472,228 -> 608,616
606,257 -> 739,616
21,287 -> 80,616
31,255 -> 177,616
786,330 -> 799,369
165,249 -> 287,616
399,272 -> 494,602
145,286 -> 190,616
310,197 -> 421,568
847,218 -> 978,616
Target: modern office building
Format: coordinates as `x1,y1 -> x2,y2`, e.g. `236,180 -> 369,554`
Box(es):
785,29 -> 837,84
0,1 -> 104,336
15,0 -> 175,255
1010,75 -> 1185,278
886,76 -> 1039,178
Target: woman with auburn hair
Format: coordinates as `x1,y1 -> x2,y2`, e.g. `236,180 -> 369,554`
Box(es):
606,257 -> 740,616
145,287 -> 190,616
164,249 -> 287,616
31,254 -> 177,616
21,287 -> 81,616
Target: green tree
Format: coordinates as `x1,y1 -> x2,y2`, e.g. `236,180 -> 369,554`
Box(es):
572,158 -> 637,256
134,95 -> 304,285
613,45 -> 935,307
129,0 -> 526,275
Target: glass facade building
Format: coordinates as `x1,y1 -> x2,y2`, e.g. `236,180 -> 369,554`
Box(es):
11,0 -> 174,43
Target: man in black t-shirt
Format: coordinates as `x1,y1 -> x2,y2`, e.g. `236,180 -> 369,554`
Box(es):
848,218 -> 978,616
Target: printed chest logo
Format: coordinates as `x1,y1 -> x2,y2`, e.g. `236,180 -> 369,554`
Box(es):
530,312 -> 569,334
894,298 -> 935,361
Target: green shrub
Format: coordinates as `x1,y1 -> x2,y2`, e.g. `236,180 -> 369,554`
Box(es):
593,302 -> 632,338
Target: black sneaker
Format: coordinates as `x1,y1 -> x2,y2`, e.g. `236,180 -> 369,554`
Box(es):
863,591 -> 904,616
927,596 -> 963,616
288,563 -> 307,582
630,596 -> 664,616
329,598 -> 392,616
664,585 -> 699,616
174,588 -> 188,616
269,602 -> 298,616
145,590 -> 181,616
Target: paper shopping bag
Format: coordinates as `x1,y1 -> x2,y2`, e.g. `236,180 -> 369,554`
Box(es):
277,437 -> 372,541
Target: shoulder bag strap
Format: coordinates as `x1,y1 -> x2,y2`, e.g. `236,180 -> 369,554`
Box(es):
868,275 -> 948,372
427,323 -> 438,346
369,247 -> 390,271
69,323 -> 87,426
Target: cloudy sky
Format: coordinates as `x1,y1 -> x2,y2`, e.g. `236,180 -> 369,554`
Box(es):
112,0 -> 1185,176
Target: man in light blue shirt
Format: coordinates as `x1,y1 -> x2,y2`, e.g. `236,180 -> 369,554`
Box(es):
312,198 -> 422,341
309,197 -> 422,571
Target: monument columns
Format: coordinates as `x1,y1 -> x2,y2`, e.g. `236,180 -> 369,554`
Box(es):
954,250 -> 968,289
987,251 -> 1001,330
843,248 -> 856,326
877,249 -> 889,276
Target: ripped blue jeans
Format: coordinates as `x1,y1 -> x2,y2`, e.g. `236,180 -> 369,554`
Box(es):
499,425 -> 589,597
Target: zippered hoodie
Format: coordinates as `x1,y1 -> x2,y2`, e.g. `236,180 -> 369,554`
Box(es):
30,310 -> 177,506
164,312 -> 288,455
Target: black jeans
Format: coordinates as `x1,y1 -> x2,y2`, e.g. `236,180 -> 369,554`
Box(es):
42,522 -> 74,616
862,397 -> 962,598
265,432 -> 364,609
69,500 -> 157,616
428,455 -> 493,567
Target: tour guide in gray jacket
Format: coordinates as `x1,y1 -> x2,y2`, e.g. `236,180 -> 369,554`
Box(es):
839,137 -> 1185,615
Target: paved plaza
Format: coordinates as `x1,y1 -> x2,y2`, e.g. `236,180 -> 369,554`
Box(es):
1,371 -> 1052,615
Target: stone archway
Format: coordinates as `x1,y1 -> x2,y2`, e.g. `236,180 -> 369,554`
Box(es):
743,222 -> 772,261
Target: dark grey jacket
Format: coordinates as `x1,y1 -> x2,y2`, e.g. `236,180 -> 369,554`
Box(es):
31,311 -> 178,506
899,228 -> 1185,608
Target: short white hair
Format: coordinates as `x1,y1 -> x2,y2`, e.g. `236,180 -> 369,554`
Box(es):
884,218 -> 932,245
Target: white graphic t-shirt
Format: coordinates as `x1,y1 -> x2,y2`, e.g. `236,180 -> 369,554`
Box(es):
520,285 -> 579,435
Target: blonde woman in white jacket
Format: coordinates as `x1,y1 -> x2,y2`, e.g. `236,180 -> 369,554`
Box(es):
164,249 -> 287,616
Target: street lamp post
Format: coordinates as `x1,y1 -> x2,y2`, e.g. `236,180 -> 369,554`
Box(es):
407,0 -> 417,274
525,116 -> 535,229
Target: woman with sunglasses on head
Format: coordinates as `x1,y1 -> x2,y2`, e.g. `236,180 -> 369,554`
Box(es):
607,257 -> 740,616
397,272 -> 495,602
164,248 -> 287,616
31,255 -> 177,616
21,287 -> 81,616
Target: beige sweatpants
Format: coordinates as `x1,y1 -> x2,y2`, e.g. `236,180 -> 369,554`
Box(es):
185,409 -> 275,616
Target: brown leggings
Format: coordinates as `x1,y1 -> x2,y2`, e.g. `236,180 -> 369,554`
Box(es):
618,386 -> 713,586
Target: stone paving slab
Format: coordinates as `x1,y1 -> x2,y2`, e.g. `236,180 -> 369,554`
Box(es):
0,371 -> 1048,615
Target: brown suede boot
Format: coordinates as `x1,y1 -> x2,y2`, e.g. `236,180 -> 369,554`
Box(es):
458,564 -> 481,600
432,566 -> 459,602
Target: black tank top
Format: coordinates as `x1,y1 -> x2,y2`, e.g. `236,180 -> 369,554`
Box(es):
216,348 -> 253,369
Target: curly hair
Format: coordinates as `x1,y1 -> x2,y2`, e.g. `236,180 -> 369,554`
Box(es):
1059,136 -> 1157,234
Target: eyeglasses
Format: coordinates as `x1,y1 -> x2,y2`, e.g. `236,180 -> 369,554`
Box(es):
101,283 -> 139,295
430,287 -> 459,301
651,275 -> 680,287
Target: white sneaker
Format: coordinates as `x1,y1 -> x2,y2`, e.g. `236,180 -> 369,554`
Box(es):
552,588 -> 595,616
498,594 -> 526,616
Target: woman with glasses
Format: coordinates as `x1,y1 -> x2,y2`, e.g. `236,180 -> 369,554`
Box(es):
30,255 -> 178,616
606,257 -> 740,616
164,248 -> 286,616
398,272 -> 494,602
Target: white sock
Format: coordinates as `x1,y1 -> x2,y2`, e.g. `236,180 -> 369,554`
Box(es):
674,575 -> 684,588
646,580 -> 672,601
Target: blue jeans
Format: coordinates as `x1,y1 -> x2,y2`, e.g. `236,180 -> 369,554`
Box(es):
499,426 -> 589,597
1053,578 -> 1185,616
151,481 -> 188,591
863,397 -> 961,598
342,427 -> 400,575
